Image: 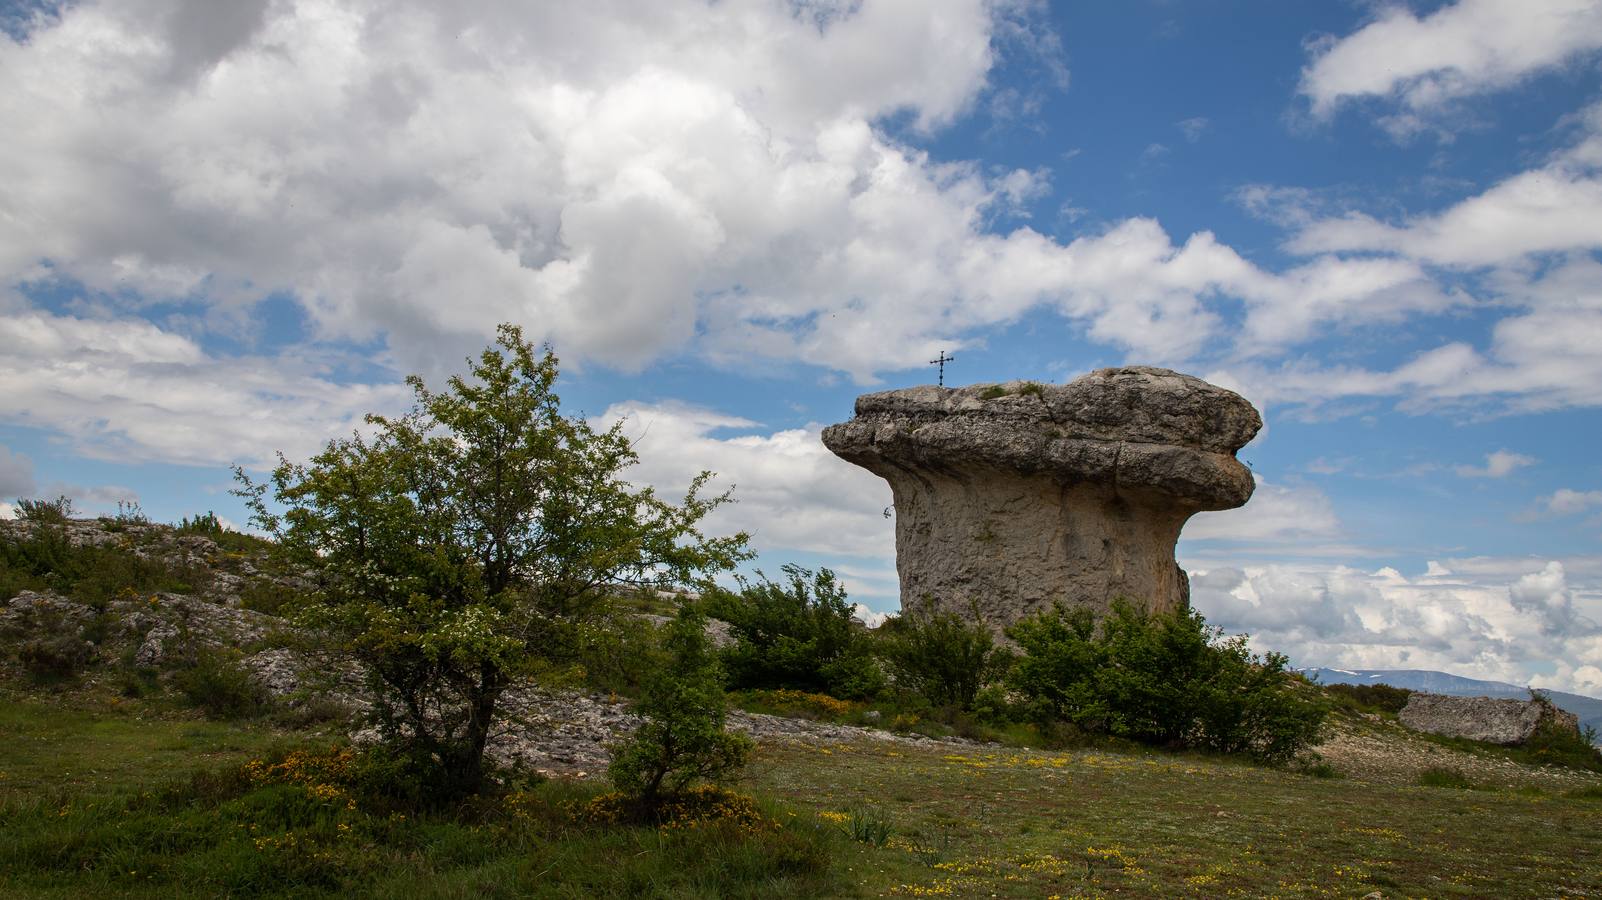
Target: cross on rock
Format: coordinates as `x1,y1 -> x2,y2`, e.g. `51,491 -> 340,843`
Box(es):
929,350 -> 955,386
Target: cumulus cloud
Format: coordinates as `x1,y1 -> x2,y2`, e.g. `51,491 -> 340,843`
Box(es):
0,0 -> 1475,397
1455,449 -> 1536,478
1183,479 -> 1347,550
1300,0 -> 1602,127
1189,556 -> 1602,693
596,400 -> 893,561
1212,254 -> 1602,416
0,310 -> 410,467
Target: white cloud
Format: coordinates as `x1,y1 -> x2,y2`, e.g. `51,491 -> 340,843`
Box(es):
1288,165 -> 1602,266
852,603 -> 890,627
1190,556 -> 1602,694
1184,479 -> 1345,547
1542,488 -> 1602,516
1212,255 -> 1602,416
596,400 -> 893,560
0,501 -> 15,520
1455,449 -> 1536,478
0,0 -> 1472,393
1300,0 -> 1602,124
0,311 -> 410,467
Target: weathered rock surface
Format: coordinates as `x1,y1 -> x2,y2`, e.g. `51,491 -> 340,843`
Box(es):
822,367 -> 1260,631
1398,691 -> 1581,746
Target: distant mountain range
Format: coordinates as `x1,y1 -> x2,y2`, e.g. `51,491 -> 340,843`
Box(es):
1300,667 -> 1602,743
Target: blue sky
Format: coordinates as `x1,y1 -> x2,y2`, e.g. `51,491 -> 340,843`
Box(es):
2,0 -> 1601,694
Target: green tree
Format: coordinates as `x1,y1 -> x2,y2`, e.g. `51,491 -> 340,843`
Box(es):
608,605 -> 752,811
236,325 -> 749,800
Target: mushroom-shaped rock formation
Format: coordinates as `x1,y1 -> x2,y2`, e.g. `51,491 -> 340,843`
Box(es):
821,366 -> 1260,633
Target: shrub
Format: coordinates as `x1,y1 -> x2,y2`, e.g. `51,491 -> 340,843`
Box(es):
570,614 -> 669,697
1005,600 -> 1327,764
1417,765 -> 1475,789
839,806 -> 894,846
707,564 -> 883,699
172,647 -> 273,719
877,605 -> 1011,710
0,601 -> 96,681
1323,681 -> 1412,715
177,511 -> 226,537
0,520 -> 202,607
1523,693 -> 1602,772
14,494 -> 73,523
608,605 -> 753,813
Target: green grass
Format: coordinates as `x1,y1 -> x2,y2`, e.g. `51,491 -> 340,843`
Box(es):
744,739 -> 1602,897
4,690 -> 1601,898
0,692 -> 842,899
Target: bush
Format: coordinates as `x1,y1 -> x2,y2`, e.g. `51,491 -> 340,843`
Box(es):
1005,600 -> 1327,764
172,647 -> 273,720
707,564 -> 883,699
570,614 -> 668,697
877,605 -> 1011,710
608,605 -> 753,812
14,494 -> 73,523
1417,765 -> 1475,789
177,511 -> 226,537
0,520 -> 202,607
0,601 -> 97,681
1523,693 -> 1602,772
1323,681 -> 1412,715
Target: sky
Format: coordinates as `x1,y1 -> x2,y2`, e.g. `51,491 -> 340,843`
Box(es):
2,0 -> 1601,694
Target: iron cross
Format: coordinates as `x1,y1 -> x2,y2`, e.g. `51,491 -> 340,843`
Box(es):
929,350 -> 955,386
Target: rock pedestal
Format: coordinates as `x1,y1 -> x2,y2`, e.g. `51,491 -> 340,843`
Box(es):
821,367 -> 1260,633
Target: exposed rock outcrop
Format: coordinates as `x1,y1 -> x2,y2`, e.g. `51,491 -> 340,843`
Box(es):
1398,691 -> 1581,746
822,367 -> 1260,632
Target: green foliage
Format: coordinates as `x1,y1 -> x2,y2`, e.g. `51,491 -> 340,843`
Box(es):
1016,380 -> 1047,398
840,807 -> 895,847
171,647 -> 273,720
1323,681 -> 1413,715
13,494 -> 73,523
111,499 -> 148,525
877,606 -> 1011,710
0,521 -> 201,606
1522,693 -> 1602,772
708,564 -> 884,699
978,385 -> 1008,400
236,325 -> 748,802
3,603 -> 96,682
0,737 -> 836,898
1417,765 -> 1476,789
568,613 -> 668,697
1005,600 -> 1327,764
608,605 -> 753,811
177,511 -> 227,536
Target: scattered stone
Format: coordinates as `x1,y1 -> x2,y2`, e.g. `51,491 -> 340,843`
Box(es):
1399,692 -> 1581,746
822,367 -> 1259,632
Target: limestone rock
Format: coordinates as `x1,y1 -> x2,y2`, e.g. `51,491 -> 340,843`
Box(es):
821,367 -> 1260,631
1398,692 -> 1581,746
